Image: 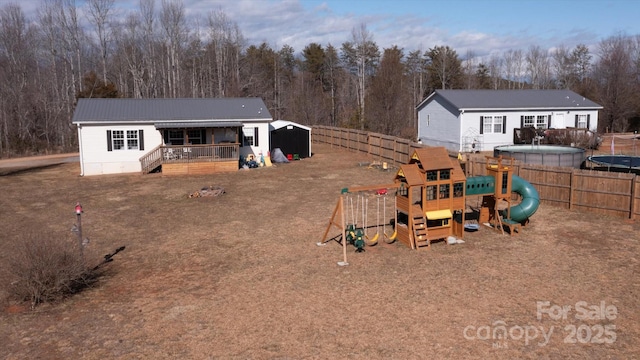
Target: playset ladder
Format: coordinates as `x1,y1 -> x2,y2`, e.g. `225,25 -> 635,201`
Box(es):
412,213 -> 429,249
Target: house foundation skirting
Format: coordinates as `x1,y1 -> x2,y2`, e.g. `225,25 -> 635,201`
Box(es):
162,160 -> 237,175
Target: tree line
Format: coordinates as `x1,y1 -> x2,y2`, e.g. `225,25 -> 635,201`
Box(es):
1,0 -> 639,156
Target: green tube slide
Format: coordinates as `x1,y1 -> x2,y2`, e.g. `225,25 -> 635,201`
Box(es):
501,175 -> 540,223
465,175 -> 539,223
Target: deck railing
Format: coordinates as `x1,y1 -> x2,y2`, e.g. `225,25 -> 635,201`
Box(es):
140,143 -> 240,173
161,143 -> 239,163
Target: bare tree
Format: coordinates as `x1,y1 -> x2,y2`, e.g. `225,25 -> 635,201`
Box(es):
160,0 -> 187,97
139,0 -> 159,97
462,49 -> 477,89
0,3 -> 39,153
110,13 -> 141,98
406,49 -> 427,131
595,34 -> 636,132
503,49 -> 525,89
487,53 -> 503,89
341,23 -> 379,130
551,45 -> 574,89
526,45 -> 549,88
207,9 -> 243,97
86,0 -> 115,84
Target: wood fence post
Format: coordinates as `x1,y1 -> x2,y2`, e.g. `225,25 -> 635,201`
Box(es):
569,170 -> 575,210
330,127 -> 334,148
630,175 -> 637,220
393,139 -> 397,166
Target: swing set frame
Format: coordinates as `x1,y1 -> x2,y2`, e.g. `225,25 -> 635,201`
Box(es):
318,183 -> 399,266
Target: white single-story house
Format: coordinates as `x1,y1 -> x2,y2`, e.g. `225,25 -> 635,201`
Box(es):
71,98 -> 273,176
416,90 -> 603,152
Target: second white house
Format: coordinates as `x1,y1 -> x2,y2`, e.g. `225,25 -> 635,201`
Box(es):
416,89 -> 603,153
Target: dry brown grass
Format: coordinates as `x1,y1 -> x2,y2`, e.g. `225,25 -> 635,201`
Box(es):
0,143 -> 639,359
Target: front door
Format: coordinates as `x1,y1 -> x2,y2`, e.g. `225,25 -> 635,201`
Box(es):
552,113 -> 565,129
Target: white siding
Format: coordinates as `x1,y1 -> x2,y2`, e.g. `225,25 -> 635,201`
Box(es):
416,92 -> 600,153
240,122 -> 271,157
417,96 -> 460,152
78,124 -> 162,176
462,111 -> 512,151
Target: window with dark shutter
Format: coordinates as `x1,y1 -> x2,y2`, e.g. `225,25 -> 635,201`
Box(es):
587,114 -> 590,129
107,130 -> 112,151
254,128 -> 259,147
520,116 -> 524,128
503,116 -> 507,134
479,116 -> 484,134
139,129 -> 144,150
575,114 -> 578,128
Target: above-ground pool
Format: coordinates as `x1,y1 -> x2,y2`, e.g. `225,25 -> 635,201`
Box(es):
494,145 -> 586,168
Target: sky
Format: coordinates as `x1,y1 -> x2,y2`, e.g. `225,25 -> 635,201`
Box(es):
6,0 -> 640,59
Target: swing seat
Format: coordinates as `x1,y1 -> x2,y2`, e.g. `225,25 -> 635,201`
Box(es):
384,229 -> 397,243
365,232 -> 379,246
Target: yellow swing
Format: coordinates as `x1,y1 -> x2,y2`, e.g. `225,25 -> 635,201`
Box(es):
364,195 -> 379,246
383,193 -> 397,243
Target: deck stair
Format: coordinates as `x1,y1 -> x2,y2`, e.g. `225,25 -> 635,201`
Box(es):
139,145 -> 163,174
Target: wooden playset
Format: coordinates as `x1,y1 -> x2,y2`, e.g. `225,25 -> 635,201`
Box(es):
319,146 -> 539,265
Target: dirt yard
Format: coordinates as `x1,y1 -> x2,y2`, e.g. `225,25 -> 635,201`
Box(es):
0,143 -> 638,359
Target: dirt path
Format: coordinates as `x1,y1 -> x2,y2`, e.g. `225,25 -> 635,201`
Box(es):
0,153 -> 79,173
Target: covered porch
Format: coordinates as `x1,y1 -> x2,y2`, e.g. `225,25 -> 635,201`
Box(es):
140,121 -> 244,175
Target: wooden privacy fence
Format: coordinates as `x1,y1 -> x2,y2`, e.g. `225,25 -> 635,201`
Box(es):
312,125 -> 640,220
466,159 -> 640,219
312,126 -> 430,166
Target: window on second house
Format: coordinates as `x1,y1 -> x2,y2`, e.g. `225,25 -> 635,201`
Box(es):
536,115 -> 548,129
523,115 -> 535,128
482,116 -> 504,134
577,114 -> 588,128
523,115 -> 549,129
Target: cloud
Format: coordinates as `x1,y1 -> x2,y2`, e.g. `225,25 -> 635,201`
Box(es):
5,0 -> 627,58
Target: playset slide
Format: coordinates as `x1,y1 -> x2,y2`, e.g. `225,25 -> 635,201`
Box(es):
466,174 -> 540,223
503,175 -> 540,222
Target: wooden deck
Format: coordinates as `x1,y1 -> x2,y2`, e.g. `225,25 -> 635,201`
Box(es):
140,144 -> 239,175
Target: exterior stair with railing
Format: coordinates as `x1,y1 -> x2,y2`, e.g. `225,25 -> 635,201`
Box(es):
139,145 -> 163,174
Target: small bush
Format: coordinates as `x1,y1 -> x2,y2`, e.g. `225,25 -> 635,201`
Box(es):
3,232 -> 97,307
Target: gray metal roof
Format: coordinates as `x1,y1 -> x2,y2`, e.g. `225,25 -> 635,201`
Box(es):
417,89 -> 602,111
72,98 -> 272,124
